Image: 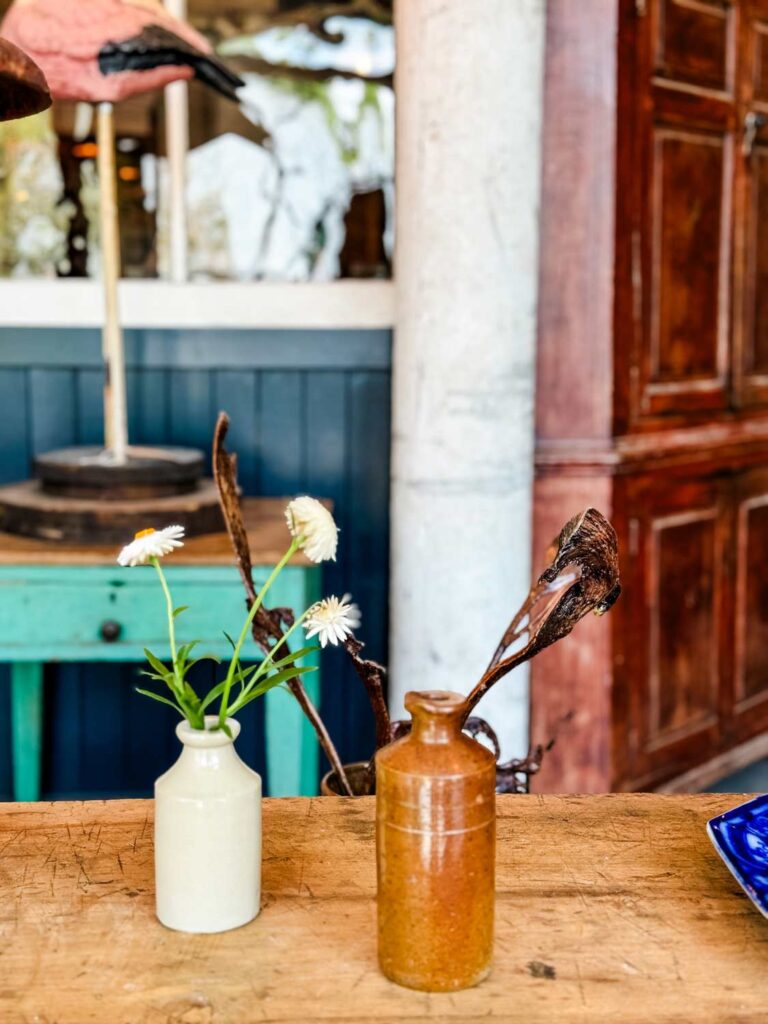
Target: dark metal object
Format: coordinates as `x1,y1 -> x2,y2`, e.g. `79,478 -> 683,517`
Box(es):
100,620 -> 122,643
743,111 -> 768,158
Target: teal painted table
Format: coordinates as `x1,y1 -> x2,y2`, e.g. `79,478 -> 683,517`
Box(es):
0,499 -> 322,801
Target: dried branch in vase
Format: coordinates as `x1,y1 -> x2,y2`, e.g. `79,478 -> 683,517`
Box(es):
495,712 -> 575,794
212,412 -> 354,796
463,508 -> 621,721
342,636 -> 390,750
210,413 -> 620,798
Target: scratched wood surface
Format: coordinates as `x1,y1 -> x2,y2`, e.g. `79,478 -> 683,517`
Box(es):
0,794 -> 766,1023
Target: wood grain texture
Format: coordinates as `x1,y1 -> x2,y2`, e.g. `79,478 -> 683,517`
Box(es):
529,474 -> 614,794
534,0 -> 768,792
0,498 -> 313,566
535,0 -> 618,444
0,795 -> 766,1023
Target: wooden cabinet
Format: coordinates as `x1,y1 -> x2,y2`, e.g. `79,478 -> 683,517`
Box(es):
617,474 -> 728,789
533,0 -> 768,791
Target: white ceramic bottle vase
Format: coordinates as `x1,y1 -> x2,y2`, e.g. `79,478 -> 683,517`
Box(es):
155,716 -> 261,933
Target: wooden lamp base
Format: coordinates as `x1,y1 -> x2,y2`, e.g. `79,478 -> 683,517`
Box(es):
0,446 -> 224,544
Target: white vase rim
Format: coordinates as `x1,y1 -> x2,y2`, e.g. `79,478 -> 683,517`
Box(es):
176,716 -> 241,748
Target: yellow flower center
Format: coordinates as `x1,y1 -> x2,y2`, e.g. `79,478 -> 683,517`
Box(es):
134,527 -> 156,539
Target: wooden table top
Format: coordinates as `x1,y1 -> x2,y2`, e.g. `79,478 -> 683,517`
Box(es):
1,794 -> 766,1023
0,498 -> 313,567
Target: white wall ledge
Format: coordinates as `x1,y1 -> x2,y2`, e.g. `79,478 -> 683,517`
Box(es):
0,279 -> 394,331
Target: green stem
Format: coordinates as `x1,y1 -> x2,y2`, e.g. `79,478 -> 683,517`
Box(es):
149,556 -> 203,729
227,609 -> 313,716
218,538 -> 300,728
152,556 -> 179,684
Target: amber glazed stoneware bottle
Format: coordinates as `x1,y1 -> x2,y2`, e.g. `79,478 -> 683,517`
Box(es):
376,690 -> 496,992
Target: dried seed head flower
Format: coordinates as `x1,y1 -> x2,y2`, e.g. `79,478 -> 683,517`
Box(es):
305,594 -> 361,648
285,496 -> 339,563
117,525 -> 185,567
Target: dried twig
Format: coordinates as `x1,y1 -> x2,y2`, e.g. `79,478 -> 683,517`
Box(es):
212,412 -> 354,796
495,711 -> 575,794
341,636 -> 389,792
463,509 -> 621,722
342,636 -> 390,751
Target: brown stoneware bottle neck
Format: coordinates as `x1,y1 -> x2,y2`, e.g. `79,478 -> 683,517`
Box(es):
405,690 -> 466,745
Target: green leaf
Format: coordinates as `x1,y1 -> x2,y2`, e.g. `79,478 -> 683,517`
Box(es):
173,605 -> 189,619
258,664 -> 316,689
223,631 -> 236,651
136,688 -> 183,714
176,640 -> 201,671
144,648 -> 172,680
228,665 -> 316,715
206,719 -> 234,738
199,680 -> 229,712
236,663 -> 260,685
138,670 -> 167,683
264,646 -> 317,672
188,653 -> 221,668
182,681 -> 202,711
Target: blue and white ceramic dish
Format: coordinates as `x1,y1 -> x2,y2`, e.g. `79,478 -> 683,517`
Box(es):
707,794 -> 768,918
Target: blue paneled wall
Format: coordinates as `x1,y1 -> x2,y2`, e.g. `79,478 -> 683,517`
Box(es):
0,327 -> 392,798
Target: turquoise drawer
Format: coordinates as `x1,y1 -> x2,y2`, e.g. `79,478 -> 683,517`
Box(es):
0,565 -> 312,661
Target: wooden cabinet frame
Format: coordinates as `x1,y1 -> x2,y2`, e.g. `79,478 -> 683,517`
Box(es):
532,0 -> 768,792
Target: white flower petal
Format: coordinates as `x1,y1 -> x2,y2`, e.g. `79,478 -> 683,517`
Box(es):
285,497 -> 338,563
117,525 -> 185,567
303,594 -> 361,648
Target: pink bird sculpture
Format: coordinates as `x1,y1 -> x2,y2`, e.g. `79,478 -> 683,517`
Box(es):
1,0 -> 243,103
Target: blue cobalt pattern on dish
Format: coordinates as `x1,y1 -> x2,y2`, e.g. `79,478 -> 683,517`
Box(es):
707,794 -> 768,918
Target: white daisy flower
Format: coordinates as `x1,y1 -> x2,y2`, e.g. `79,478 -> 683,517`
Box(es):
117,525 -> 185,567
304,594 -> 361,648
285,496 -> 339,563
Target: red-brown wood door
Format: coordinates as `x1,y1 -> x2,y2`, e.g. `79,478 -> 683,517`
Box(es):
729,465 -> 768,740
629,0 -> 737,424
733,0 -> 768,408
615,471 -> 730,789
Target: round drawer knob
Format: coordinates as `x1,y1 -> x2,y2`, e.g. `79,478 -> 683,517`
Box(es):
100,620 -> 122,643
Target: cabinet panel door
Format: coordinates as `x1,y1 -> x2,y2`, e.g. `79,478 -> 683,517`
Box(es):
651,127 -> 728,383
630,1 -> 736,421
654,0 -> 732,91
617,474 -> 728,788
733,3 -> 768,406
732,466 -> 768,736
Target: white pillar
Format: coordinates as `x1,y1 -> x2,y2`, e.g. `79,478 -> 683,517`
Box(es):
390,0 -> 545,757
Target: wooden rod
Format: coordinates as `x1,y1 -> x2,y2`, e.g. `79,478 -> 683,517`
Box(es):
97,101 -> 128,464
164,0 -> 190,283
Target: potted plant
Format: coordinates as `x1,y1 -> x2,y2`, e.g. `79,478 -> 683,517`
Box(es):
117,495 -> 350,933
